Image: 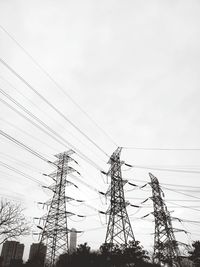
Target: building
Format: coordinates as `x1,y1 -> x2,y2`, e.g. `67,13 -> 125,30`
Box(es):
28,243 -> 47,262
1,241 -> 24,267
69,228 -> 77,253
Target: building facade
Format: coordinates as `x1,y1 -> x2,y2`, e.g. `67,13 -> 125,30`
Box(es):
69,228 -> 77,254
28,243 -> 47,262
1,241 -> 24,267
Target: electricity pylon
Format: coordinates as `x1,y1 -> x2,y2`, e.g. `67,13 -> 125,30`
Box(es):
105,147 -> 135,246
38,150 -> 78,267
149,173 -> 182,267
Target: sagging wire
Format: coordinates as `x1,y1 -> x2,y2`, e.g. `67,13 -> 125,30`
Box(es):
98,211 -> 106,226
83,226 -> 106,232
101,169 -> 148,191
126,182 -> 148,192
124,162 -> 200,175
68,216 -> 86,223
129,206 -> 143,218
67,200 -> 85,207
100,170 -> 107,184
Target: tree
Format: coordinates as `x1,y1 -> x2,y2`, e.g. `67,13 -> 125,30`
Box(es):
0,256 -> 3,267
56,242 -> 160,267
9,259 -> 23,267
56,243 -> 92,267
76,242 -> 91,255
188,241 -> 200,267
99,241 -> 151,267
122,240 -> 150,266
75,243 -> 92,267
99,243 -> 115,267
0,199 -> 30,244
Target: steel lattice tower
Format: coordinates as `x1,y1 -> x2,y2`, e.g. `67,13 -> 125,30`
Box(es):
149,173 -> 182,267
38,150 -> 77,267
105,147 -> 135,246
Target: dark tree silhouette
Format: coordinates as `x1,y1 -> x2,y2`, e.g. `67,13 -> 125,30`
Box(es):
99,241 -> 150,267
0,256 -> 3,267
74,243 -> 92,267
122,240 -> 149,266
189,241 -> 200,267
24,258 -> 44,267
9,259 -> 23,267
56,243 -> 92,267
56,242 -> 160,267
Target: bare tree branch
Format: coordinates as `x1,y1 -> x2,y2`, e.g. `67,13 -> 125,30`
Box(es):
0,199 -> 30,244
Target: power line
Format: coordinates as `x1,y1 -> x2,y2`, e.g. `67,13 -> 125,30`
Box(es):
126,177 -> 200,190
173,189 -> 200,193
0,129 -> 56,167
183,220 -> 200,224
0,169 -> 44,190
0,151 -> 45,173
68,173 -> 108,209
0,192 -> 26,202
125,163 -> 200,174
0,56 -> 110,158
126,197 -> 200,202
0,94 -> 104,171
140,204 -> 200,209
166,200 -> 200,212
135,215 -> 200,226
0,130 -> 106,209
0,24 -> 117,148
0,128 -> 105,200
159,182 -> 200,189
0,160 -> 46,186
0,76 -> 107,164
127,176 -> 200,203
134,181 -> 200,202
123,146 -> 200,151
0,97 -> 67,150
0,87 -> 79,148
126,176 -> 200,205
0,117 -> 58,154
162,186 -> 200,201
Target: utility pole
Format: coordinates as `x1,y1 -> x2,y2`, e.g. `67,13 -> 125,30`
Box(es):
105,147 -> 135,246
38,150 -> 78,267
149,173 -> 182,267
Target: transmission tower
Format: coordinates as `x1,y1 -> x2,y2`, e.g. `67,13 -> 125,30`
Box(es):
105,147 -> 135,246
149,173 -> 182,267
38,150 -> 78,267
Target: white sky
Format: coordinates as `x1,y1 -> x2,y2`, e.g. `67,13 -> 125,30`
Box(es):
0,0 -> 200,261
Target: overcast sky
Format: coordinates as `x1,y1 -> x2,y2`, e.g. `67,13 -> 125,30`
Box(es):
0,0 -> 200,261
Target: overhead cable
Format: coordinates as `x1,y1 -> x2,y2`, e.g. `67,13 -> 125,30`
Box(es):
0,117 -> 57,154
0,77 -> 107,164
123,146 -> 200,151
0,56 -> 110,158
0,24 -> 117,148
166,200 -> 200,212
0,161 -> 46,186
124,163 -> 200,174
163,186 -> 200,201
0,95 -> 103,171
0,129 -> 56,167
127,178 -> 200,189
